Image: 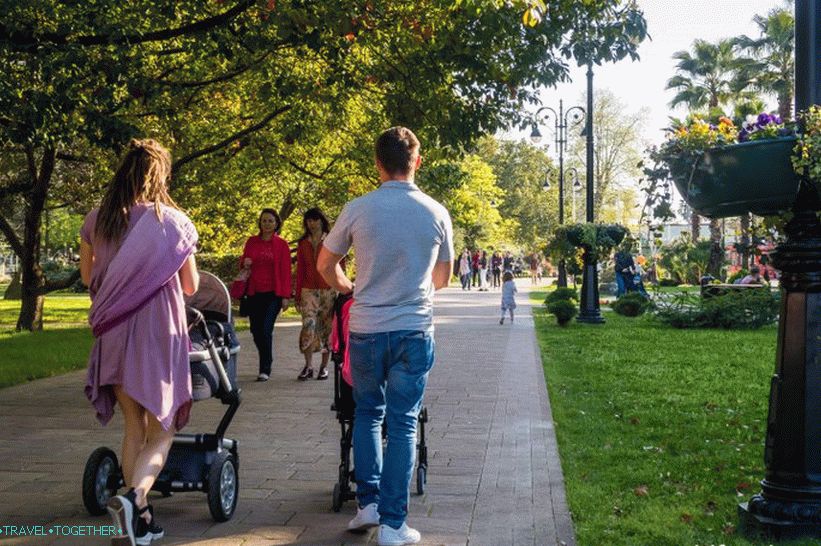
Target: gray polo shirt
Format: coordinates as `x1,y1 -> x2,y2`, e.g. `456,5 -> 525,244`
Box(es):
324,180 -> 454,334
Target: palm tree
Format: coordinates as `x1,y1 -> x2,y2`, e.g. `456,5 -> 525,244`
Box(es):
666,39 -> 751,112
666,38 -> 751,277
734,7 -> 795,120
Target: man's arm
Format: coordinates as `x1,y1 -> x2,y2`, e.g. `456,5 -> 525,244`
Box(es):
317,246 -> 354,295
432,260 -> 453,290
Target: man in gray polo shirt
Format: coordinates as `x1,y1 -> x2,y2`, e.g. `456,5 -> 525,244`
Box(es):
317,127 -> 453,546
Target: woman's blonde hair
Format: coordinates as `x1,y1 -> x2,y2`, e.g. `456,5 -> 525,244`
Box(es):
95,139 -> 179,242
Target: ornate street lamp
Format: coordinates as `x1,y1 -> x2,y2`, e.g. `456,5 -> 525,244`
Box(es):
576,62 -> 605,324
543,167 -> 580,284
738,0 -> 821,539
531,100 -> 585,288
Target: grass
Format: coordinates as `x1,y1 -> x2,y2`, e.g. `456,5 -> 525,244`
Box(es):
530,290 -> 817,546
0,291 -> 303,388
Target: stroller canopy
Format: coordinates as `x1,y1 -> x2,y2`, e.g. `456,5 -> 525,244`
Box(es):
184,271 -> 232,322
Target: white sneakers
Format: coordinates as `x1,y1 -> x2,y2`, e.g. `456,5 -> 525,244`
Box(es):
347,502 -> 379,531
347,504 -> 420,546
378,523 -> 421,546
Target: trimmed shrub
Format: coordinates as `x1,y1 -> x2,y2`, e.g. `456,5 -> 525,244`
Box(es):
547,299 -> 578,326
544,287 -> 578,306
611,292 -> 651,317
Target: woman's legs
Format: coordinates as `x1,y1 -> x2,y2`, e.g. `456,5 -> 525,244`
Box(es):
114,386 -> 175,520
249,294 -> 282,376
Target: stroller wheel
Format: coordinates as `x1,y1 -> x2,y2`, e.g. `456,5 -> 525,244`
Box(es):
416,466 -> 426,496
332,482 -> 343,513
82,447 -> 122,516
207,451 -> 239,522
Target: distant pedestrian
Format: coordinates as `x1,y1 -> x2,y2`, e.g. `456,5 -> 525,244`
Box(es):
471,249 -> 480,287
459,249 -> 471,290
503,250 -> 513,274
478,250 -> 488,291
491,250 -> 502,288
499,271 -> 517,324
529,253 -> 539,285
614,245 -> 635,297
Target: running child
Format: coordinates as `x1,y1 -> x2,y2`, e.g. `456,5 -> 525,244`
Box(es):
500,271 -> 517,324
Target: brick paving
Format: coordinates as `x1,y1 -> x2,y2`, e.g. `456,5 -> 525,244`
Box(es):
0,280 -> 574,545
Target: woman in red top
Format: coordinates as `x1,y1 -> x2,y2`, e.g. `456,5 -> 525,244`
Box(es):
239,208 -> 292,381
295,208 -> 336,380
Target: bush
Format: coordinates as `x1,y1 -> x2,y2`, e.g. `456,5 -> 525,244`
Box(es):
547,299 -> 578,326
658,278 -> 679,287
611,292 -> 651,317
654,288 -> 778,329
544,287 -> 578,306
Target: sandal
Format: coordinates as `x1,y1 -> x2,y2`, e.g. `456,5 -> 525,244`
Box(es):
317,367 -> 329,380
298,367 -> 314,381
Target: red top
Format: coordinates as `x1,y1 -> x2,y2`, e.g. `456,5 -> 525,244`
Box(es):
240,234 -> 293,297
295,237 -> 331,301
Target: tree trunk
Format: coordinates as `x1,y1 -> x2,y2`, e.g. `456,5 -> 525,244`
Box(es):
4,271 -> 21,300
740,213 -> 752,270
691,211 -> 701,241
778,92 -> 792,121
16,147 -> 55,331
707,218 -> 724,278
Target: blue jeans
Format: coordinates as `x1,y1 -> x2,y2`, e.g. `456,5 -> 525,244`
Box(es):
349,329 -> 435,529
615,270 -> 626,297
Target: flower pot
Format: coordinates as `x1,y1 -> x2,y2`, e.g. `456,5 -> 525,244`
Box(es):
670,137 -> 802,218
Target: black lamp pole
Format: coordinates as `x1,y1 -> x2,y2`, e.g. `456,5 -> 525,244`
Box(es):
738,0 -> 821,539
532,100 -> 585,288
577,61 -> 605,324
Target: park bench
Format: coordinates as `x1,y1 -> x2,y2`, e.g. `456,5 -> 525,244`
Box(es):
700,283 -> 769,298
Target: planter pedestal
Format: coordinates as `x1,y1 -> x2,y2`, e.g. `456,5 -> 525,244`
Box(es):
576,249 -> 604,324
738,183 -> 821,539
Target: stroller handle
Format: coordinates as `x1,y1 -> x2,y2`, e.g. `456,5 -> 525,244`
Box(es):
186,305 -> 235,394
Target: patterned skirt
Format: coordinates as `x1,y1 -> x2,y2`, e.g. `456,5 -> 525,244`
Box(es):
299,288 -> 335,354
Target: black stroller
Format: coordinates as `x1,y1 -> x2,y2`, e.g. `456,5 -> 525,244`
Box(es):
82,271 -> 242,522
330,293 -> 430,512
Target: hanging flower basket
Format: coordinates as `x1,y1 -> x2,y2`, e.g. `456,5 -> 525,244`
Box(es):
669,137 -> 801,218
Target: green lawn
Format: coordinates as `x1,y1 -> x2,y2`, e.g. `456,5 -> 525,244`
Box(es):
0,292 -> 303,388
530,291 -> 816,546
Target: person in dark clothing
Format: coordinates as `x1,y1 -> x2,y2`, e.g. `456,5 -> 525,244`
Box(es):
491,251 -> 502,288
471,250 -> 480,287
614,247 -> 635,297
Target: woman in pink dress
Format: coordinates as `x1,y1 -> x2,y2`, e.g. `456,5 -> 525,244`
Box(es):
80,139 -> 199,546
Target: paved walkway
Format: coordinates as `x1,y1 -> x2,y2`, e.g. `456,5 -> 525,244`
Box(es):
0,281 -> 574,545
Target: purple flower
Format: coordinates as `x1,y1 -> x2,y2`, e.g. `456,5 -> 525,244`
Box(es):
773,115 -> 783,125
739,128 -> 750,142
758,113 -> 772,126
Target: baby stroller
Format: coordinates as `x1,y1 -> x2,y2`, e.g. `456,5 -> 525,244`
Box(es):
329,293 -> 430,512
82,271 -> 242,522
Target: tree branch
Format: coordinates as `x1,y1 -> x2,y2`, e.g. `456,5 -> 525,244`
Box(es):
1,0 -> 254,50
171,105 -> 292,175
0,180 -> 32,200
0,213 -> 24,257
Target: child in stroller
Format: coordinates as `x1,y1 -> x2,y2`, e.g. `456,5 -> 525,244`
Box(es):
329,293 -> 430,512
82,272 -> 243,526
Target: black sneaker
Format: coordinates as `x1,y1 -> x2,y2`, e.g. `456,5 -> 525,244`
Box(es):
107,489 -> 137,546
298,367 -> 313,380
136,505 -> 164,545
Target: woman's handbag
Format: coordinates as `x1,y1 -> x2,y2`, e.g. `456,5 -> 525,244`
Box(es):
230,269 -> 251,317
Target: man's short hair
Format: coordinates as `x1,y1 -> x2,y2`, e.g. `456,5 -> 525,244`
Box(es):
375,127 -> 420,176
751,266 -> 760,274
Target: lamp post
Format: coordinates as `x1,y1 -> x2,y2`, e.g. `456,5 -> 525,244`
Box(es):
531,99 -> 585,288
738,0 -> 821,539
576,61 -> 604,323
543,167 -> 581,284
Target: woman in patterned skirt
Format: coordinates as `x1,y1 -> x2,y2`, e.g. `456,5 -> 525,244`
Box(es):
295,208 -> 336,380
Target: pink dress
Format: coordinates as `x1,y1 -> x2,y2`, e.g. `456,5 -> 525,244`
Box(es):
81,203 -> 197,431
